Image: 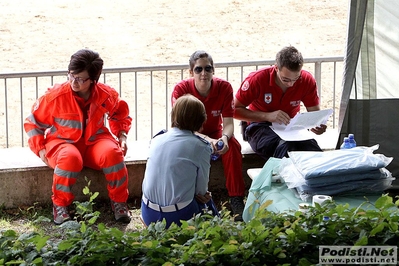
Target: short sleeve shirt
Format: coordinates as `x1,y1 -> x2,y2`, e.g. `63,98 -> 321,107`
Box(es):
235,66 -> 319,119
172,77 -> 234,136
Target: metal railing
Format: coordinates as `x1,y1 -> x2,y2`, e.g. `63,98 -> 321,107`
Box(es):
0,56 -> 344,148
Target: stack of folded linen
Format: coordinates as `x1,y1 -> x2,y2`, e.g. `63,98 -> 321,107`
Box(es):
279,145 -> 395,202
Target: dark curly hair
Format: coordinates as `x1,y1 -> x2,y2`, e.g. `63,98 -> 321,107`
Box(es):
68,49 -> 104,82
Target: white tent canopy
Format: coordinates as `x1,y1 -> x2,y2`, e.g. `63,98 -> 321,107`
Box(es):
339,0 -> 399,185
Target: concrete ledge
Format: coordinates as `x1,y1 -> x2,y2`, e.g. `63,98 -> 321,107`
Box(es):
0,141 -> 151,208
0,139 -> 264,208
0,130 -> 338,208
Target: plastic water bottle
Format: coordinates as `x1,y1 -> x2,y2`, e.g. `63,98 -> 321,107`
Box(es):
340,137 -> 351,149
348,134 -> 356,148
211,140 -> 224,161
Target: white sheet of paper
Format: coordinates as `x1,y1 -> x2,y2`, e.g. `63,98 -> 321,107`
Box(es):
270,109 -> 333,141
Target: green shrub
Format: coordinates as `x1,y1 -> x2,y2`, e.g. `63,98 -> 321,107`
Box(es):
1,193 -> 398,265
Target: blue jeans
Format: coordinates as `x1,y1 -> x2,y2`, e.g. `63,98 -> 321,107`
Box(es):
141,198 -> 219,228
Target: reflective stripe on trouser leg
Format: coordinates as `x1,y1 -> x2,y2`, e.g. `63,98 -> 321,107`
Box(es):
47,143 -> 84,206
103,161 -> 129,202
83,138 -> 129,202
52,166 -> 80,206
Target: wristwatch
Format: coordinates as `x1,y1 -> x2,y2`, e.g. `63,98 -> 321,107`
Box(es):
119,132 -> 128,139
222,133 -> 230,140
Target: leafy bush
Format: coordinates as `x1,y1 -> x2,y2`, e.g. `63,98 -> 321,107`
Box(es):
1,193 -> 398,265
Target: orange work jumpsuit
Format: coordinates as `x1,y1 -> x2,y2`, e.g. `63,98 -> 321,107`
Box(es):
24,81 -> 132,207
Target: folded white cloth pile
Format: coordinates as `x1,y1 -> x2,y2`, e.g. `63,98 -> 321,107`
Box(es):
279,145 -> 395,202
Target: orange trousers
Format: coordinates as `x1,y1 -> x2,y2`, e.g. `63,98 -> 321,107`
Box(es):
46,138 -> 129,207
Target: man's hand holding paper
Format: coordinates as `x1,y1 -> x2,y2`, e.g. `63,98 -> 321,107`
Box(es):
270,109 -> 333,141
311,124 -> 327,135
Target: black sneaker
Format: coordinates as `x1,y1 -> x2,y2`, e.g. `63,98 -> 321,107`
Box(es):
230,196 -> 245,222
53,204 -> 71,225
111,200 -> 132,223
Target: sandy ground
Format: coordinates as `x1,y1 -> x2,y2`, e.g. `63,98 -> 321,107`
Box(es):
0,0 -> 349,148
1,0 -> 348,71
1,0 -> 349,230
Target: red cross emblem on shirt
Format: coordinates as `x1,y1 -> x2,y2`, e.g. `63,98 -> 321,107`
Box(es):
264,93 -> 272,104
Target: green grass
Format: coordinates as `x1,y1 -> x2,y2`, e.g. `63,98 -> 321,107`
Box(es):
0,187 -> 231,238
0,200 -> 146,238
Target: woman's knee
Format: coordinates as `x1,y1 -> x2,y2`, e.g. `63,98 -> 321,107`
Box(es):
54,145 -> 83,170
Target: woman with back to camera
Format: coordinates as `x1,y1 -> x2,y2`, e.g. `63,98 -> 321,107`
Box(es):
141,94 -> 219,228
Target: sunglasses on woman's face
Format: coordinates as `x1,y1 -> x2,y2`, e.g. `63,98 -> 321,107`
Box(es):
193,65 -> 213,74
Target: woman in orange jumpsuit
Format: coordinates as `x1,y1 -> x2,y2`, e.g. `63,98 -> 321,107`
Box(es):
24,49 -> 132,225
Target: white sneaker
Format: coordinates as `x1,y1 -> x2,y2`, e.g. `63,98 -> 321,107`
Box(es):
53,204 -> 71,225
